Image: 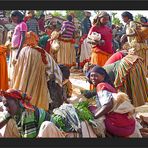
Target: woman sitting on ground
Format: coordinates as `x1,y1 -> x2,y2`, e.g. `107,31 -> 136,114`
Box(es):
86,65 -> 142,137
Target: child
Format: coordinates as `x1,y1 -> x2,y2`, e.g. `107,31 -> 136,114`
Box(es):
58,64 -> 73,102
49,23 -> 61,62
9,11 -> 27,86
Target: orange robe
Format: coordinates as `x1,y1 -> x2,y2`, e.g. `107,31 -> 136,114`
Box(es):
0,45 -> 8,90
90,47 -> 111,66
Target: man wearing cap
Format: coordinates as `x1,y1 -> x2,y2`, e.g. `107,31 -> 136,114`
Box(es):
81,11 -> 92,36
0,89 -> 51,138
25,10 -> 39,35
79,11 -> 92,68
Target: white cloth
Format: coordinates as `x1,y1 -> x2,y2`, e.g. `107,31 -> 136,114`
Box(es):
96,90 -> 113,108
80,38 -> 91,65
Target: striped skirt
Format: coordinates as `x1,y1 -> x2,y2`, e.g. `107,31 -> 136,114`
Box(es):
114,54 -> 148,107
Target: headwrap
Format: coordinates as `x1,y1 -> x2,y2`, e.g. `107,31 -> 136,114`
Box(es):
87,65 -> 115,88
97,11 -> 109,18
0,89 -> 34,111
0,45 -> 7,55
58,64 -> 70,80
24,31 -> 39,47
93,11 -> 109,25
84,10 -> 91,14
90,65 -> 107,75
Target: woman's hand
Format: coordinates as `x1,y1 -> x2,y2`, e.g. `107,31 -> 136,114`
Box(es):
92,40 -> 105,46
120,34 -> 127,44
89,106 -> 99,116
92,110 -> 100,119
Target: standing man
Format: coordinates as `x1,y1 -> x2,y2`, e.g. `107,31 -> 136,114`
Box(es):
81,11 -> 92,36
79,11 -> 92,68
38,14 -> 45,33
26,10 -> 39,35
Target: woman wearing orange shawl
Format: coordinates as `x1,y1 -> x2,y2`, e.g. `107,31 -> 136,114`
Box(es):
0,45 -> 8,90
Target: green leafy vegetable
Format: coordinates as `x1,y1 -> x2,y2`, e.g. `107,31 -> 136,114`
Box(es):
74,101 -> 94,122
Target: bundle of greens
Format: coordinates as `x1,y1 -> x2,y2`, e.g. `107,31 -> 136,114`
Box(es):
50,104 -> 81,132
51,102 -> 94,132
50,114 -> 67,131
74,101 -> 94,122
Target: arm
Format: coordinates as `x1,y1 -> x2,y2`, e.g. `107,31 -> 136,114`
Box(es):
126,32 -> 136,37
60,22 -> 67,35
61,28 -> 66,35
126,21 -> 137,37
94,99 -> 113,119
67,81 -> 73,98
81,89 -> 97,99
16,31 -> 26,59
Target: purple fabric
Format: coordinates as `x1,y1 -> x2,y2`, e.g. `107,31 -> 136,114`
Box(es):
104,112 -> 136,137
61,21 -> 75,38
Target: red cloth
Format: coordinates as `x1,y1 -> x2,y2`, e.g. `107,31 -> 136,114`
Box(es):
88,25 -> 114,54
38,19 -> 45,32
45,29 -> 52,36
24,16 -> 31,23
96,82 -> 117,93
80,34 -> 87,44
105,112 -> 135,137
45,40 -> 51,54
96,82 -> 135,137
104,51 -> 125,66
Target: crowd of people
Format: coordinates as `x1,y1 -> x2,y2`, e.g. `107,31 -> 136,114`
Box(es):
0,10 -> 148,138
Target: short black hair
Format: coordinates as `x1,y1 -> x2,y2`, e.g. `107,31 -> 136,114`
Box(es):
121,11 -> 133,21
40,14 -> 45,19
10,10 -> 24,23
140,16 -> 147,23
67,15 -> 73,22
58,64 -> 70,80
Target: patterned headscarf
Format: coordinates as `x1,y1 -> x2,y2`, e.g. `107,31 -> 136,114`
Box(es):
97,11 -> 109,18
0,89 -> 34,111
88,65 -> 115,88
23,31 -> 39,47
93,11 -> 109,26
